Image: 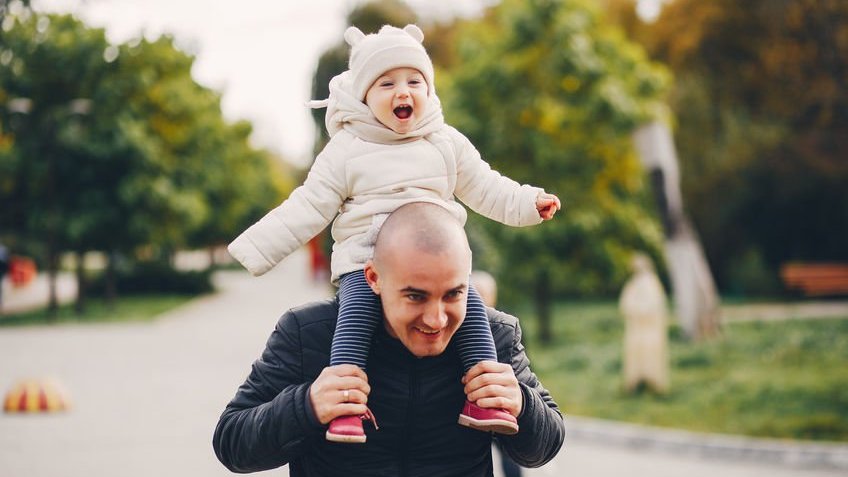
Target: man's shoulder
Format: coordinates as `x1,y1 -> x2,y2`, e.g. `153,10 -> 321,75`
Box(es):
278,298 -> 339,334
486,307 -> 521,353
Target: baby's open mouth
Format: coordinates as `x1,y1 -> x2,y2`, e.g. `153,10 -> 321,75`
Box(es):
394,105 -> 413,119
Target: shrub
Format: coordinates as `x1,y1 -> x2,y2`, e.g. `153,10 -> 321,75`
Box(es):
89,261 -> 213,296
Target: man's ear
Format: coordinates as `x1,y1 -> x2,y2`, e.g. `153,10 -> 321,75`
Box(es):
363,261 -> 381,294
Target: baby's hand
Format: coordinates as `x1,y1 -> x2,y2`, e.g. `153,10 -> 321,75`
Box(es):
536,192 -> 561,221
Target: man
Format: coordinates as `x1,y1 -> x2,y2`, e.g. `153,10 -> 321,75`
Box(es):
213,203 -> 565,476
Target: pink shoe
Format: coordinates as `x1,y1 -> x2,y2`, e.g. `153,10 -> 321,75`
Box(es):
325,408 -> 378,443
457,400 -> 519,435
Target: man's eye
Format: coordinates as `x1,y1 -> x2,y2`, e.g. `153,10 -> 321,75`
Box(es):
445,290 -> 464,300
406,294 -> 425,302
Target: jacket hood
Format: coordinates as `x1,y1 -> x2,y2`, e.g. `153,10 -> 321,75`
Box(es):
307,71 -> 445,145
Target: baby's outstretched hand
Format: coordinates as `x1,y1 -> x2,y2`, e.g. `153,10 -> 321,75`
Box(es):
536,192 -> 561,220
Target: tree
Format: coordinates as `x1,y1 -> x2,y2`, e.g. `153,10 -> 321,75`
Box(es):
442,0 -> 669,342
628,0 -> 848,294
0,12 -> 290,312
0,12 -> 113,313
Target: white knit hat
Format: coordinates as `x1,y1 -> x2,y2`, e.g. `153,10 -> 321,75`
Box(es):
345,24 -> 435,101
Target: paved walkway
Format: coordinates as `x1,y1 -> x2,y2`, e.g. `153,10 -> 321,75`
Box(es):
1,249 -> 846,477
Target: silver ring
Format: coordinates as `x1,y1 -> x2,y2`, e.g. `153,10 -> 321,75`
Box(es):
343,390 -> 350,402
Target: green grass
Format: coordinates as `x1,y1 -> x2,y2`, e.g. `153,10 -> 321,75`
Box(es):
515,301 -> 848,441
0,295 -> 196,327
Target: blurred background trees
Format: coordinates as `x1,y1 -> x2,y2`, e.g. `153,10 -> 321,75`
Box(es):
441,0 -> 669,341
4,0 -> 846,325
306,0 -> 848,341
0,8 -> 291,313
608,0 -> 848,296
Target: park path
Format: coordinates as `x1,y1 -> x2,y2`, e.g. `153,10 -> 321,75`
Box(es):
0,250 -> 327,477
1,249 -> 845,477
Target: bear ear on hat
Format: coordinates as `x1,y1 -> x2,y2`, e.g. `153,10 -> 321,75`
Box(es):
345,26 -> 366,46
403,24 -> 424,43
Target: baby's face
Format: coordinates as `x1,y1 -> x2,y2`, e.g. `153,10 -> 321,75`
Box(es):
365,67 -> 428,134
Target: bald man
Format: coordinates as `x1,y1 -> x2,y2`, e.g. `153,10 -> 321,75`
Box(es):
214,203 -> 565,477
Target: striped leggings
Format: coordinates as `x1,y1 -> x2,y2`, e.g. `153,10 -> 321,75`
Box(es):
330,269 -> 497,372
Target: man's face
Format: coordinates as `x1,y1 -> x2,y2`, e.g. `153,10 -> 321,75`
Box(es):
364,67 -> 428,134
364,244 -> 470,358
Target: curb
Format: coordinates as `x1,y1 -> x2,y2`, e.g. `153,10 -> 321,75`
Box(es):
567,416 -> 848,471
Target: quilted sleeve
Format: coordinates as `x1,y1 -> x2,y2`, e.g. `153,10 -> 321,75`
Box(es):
227,135 -> 350,276
449,127 -> 544,228
212,309 -> 326,472
495,316 -> 566,467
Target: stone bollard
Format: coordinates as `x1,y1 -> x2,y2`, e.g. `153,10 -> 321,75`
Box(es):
619,254 -> 670,394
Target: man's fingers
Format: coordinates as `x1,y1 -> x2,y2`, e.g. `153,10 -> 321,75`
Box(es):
464,372 -> 516,395
463,360 -> 509,383
329,364 -> 369,381
473,396 -> 518,416
466,383 -> 510,402
339,388 -> 368,404
332,376 -> 370,395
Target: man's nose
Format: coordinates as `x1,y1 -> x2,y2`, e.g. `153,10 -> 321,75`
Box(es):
422,301 -> 447,329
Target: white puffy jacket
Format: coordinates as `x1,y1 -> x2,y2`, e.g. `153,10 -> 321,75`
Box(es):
228,72 -> 543,282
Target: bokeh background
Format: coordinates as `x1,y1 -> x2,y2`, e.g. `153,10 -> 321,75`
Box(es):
1,1 -> 846,476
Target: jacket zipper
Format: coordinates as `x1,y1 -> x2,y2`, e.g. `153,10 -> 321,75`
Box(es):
400,359 -> 418,477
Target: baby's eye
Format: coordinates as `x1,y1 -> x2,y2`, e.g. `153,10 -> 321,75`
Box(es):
380,81 -> 394,87
409,79 -> 422,86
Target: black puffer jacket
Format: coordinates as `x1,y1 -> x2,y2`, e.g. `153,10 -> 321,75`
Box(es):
213,298 -> 565,476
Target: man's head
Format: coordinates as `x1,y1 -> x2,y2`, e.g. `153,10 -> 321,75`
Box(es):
364,202 -> 471,358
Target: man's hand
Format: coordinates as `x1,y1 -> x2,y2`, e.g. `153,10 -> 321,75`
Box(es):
462,361 -> 523,417
536,192 -> 561,221
308,364 -> 370,424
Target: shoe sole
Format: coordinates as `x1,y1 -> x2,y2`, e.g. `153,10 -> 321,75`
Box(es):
325,431 -> 367,443
457,415 -> 519,435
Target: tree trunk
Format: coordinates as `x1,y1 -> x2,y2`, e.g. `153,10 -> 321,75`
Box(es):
74,250 -> 86,315
46,249 -> 59,320
535,268 -> 552,344
105,251 -> 117,309
633,122 -> 722,341
665,221 -> 722,341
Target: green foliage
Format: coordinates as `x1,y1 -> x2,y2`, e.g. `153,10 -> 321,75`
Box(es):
87,261 -> 213,296
441,0 -> 670,312
521,300 -> 848,440
0,11 -> 290,280
623,0 -> 848,293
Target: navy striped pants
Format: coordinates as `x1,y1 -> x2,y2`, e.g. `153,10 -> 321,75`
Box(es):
330,270 -> 497,372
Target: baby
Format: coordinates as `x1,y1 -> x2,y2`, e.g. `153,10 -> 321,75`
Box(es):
228,24 -> 561,443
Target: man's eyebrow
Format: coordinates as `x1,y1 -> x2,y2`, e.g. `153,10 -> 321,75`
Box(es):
399,284 -> 467,295
400,286 -> 427,295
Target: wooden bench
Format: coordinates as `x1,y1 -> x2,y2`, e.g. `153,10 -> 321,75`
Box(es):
780,263 -> 848,297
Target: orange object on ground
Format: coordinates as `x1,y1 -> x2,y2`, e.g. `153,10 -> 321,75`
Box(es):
3,378 -> 71,413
